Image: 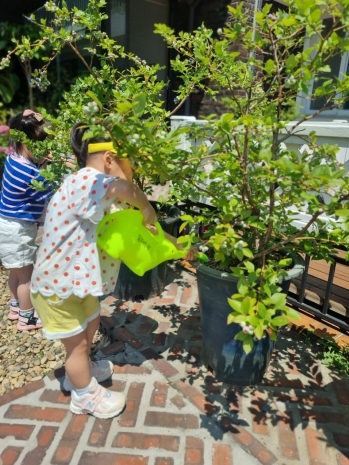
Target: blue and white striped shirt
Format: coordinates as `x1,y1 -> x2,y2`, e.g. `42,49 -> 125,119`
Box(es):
0,153 -> 53,221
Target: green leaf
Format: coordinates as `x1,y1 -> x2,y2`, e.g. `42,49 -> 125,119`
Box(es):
335,209 -> 349,217
270,293 -> 286,307
243,335 -> 253,354
254,324 -> 264,339
134,93 -> 147,116
228,298 -> 242,312
237,277 -> 248,295
271,315 -> 290,326
86,90 -> 102,110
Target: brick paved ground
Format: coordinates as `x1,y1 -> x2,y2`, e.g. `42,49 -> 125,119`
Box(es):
0,263 -> 348,465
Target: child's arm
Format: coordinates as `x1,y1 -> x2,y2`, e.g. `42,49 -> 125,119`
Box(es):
107,178 -> 157,224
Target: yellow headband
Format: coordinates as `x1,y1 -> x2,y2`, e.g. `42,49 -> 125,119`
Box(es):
88,142 -> 117,154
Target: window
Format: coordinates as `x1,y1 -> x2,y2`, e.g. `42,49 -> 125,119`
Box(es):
297,17 -> 349,116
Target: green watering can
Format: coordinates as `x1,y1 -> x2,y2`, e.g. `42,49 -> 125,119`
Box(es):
97,209 -> 207,276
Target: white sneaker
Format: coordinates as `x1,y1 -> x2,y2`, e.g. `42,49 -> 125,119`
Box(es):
70,377 -> 126,419
63,360 -> 113,391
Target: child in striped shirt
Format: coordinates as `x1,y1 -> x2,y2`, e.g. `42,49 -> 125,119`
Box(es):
0,110 -> 53,330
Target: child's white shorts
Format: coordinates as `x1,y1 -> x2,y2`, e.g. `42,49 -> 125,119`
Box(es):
0,214 -> 37,268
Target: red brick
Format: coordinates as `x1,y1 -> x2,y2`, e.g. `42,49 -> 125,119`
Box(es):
175,381 -> 218,415
99,379 -> 126,392
250,391 -> 269,436
0,423 -> 34,440
212,444 -> 232,465
112,301 -> 131,314
88,419 -> 113,447
0,379 -> 45,407
125,312 -> 139,324
22,426 -> 58,464
152,298 -> 174,305
273,392 -> 331,406
333,433 -> 349,448
185,436 -> 204,465
277,411 -> 299,460
138,319 -> 155,335
167,339 -> 184,360
113,327 -> 143,349
103,295 -> 117,305
171,395 -> 186,410
153,333 -> 167,346
305,427 -> 327,465
100,315 -> 118,332
101,341 -> 125,356
221,418 -> 277,465
308,361 -> 325,387
47,367 -> 65,381
113,365 -> 151,375
287,348 -> 302,375
133,302 -> 143,313
332,378 -> 349,404
145,411 -> 199,429
165,282 -> 178,297
113,432 -> 179,451
155,458 -> 174,465
301,410 -> 347,425
4,405 -> 68,422
40,389 -> 71,404
150,382 -> 168,408
52,415 -> 89,464
78,451 -> 149,465
262,378 -> 304,389
180,286 -> 192,305
1,446 -> 22,465
142,348 -> 179,378
119,382 -> 145,427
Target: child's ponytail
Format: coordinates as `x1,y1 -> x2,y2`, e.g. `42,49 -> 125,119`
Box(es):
70,123 -> 112,168
9,110 -> 48,152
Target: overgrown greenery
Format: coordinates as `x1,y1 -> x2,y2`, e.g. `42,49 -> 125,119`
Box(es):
2,0 -> 349,352
319,338 -> 349,376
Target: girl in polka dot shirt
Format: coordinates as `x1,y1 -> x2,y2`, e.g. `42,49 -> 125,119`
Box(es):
30,122 -> 158,418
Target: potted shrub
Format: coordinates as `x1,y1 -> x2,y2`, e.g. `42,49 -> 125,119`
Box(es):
153,1 -> 349,383
4,0 -> 349,384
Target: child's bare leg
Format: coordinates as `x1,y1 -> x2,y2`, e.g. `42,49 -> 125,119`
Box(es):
62,331 -> 91,389
8,270 -> 19,302
86,315 -> 100,355
16,265 -> 33,310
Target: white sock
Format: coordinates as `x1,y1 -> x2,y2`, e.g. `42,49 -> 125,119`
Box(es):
19,307 -> 34,317
74,378 -> 93,396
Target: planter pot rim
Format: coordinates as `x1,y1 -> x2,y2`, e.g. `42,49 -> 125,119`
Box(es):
194,252 -> 305,282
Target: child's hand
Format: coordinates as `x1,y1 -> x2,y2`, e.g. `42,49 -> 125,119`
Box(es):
183,246 -> 198,261
140,204 -> 157,225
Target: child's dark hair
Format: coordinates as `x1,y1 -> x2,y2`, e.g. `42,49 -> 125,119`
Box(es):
9,111 -> 47,152
70,122 -> 112,168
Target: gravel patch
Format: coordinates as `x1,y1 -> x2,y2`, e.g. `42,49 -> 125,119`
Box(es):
0,266 -> 109,395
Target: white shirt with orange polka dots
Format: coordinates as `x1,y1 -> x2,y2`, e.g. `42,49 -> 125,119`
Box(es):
30,167 -> 129,299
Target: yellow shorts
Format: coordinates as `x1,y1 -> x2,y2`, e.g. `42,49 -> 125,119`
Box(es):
30,292 -> 100,340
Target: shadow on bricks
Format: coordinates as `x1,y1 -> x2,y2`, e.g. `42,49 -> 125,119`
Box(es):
96,263 -> 349,465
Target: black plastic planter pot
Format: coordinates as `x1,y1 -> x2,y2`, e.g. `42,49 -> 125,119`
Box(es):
114,203 -> 181,302
196,255 -> 305,385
